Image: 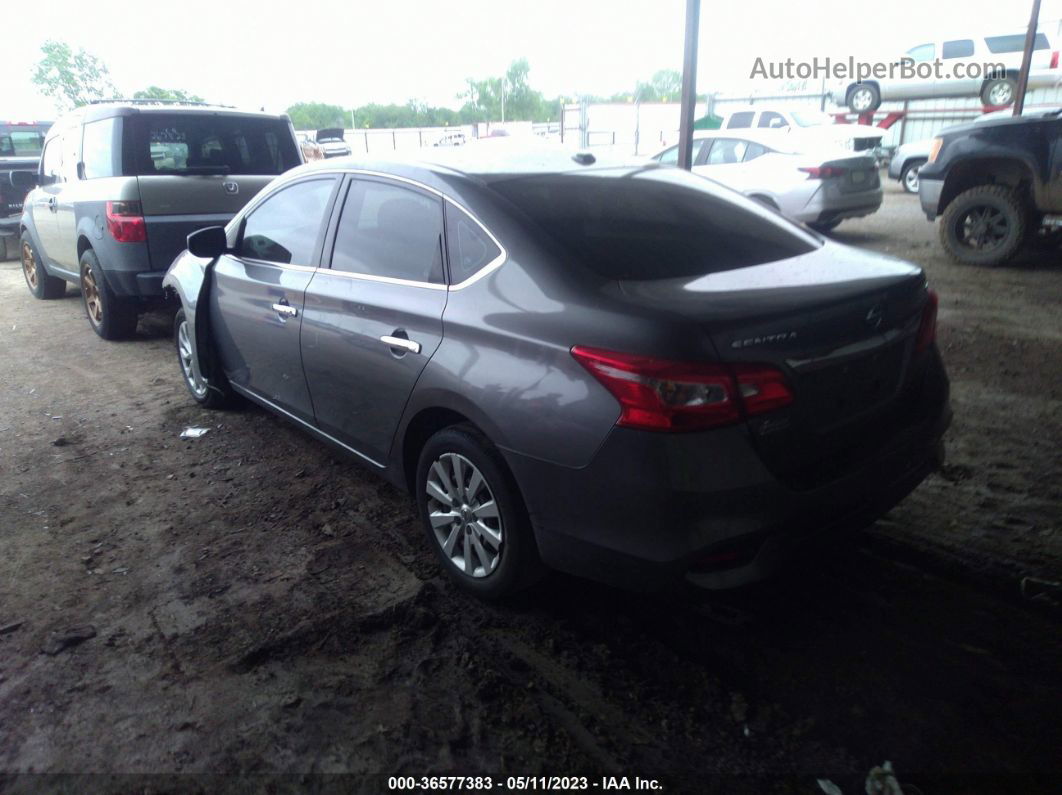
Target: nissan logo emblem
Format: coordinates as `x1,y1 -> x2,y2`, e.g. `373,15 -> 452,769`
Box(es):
223,181 -> 239,195
865,304 -> 885,329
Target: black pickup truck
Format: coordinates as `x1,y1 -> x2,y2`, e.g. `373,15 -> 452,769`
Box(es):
0,120 -> 51,261
919,110 -> 1062,266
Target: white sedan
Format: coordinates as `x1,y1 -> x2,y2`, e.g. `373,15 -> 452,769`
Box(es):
649,131 -> 883,233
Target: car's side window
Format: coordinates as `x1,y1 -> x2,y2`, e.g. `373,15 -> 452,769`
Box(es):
657,145 -> 678,165
330,178 -> 445,285
705,139 -> 748,165
238,177 -> 337,265
906,43 -> 935,62
942,39 -> 975,59
445,204 -> 502,285
757,112 -> 788,129
82,118 -> 120,179
743,142 -> 769,162
727,112 -> 754,129
40,138 -> 63,183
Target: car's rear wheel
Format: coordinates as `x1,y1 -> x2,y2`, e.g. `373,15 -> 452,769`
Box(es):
416,424 -> 541,599
981,77 -> 1016,107
847,83 -> 880,113
939,185 -> 1027,266
80,249 -> 138,340
901,159 -> 926,194
21,232 -> 66,299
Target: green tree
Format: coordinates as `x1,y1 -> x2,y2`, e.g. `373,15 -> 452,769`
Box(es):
32,40 -> 118,110
634,69 -> 683,102
133,86 -> 206,103
286,102 -> 347,130
458,58 -> 557,122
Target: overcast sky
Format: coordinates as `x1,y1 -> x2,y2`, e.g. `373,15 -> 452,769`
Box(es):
1,0 -> 1053,119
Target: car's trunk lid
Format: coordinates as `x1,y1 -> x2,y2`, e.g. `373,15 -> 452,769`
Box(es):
616,244 -> 929,487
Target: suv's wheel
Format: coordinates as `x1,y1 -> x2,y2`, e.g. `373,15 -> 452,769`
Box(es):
847,83 -> 880,113
80,249 -> 138,339
174,308 -> 235,408
416,424 -> 541,599
981,77 -> 1016,107
21,232 -> 66,299
939,185 -> 1027,266
901,158 -> 927,194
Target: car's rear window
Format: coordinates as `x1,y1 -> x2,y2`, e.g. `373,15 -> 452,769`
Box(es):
129,114 -> 299,176
489,168 -> 818,281
0,125 -> 49,158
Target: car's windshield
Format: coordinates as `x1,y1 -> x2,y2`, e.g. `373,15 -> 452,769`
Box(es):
130,114 -> 300,176
0,125 -> 50,158
490,167 -> 818,281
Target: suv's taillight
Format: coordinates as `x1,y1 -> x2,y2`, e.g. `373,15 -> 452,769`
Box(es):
106,200 -> 146,243
1051,50 -> 1059,69
914,289 -> 939,353
570,346 -> 793,432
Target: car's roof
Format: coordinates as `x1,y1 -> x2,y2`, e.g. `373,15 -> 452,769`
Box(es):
291,143 -> 650,185
63,102 -> 289,124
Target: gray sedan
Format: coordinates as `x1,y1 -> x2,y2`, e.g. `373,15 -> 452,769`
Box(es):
164,150 -> 950,598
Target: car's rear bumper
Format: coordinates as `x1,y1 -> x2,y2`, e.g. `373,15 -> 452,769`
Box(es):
505,349 -> 950,591
919,177 -> 944,219
0,214 -> 20,236
793,183 -> 883,225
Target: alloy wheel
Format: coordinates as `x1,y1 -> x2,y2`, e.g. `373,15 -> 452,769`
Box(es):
425,452 -> 503,578
987,81 -> 1014,106
21,241 -> 38,289
956,206 -> 1009,251
177,319 -> 208,398
850,87 -> 873,112
903,166 -> 921,193
82,266 -> 103,327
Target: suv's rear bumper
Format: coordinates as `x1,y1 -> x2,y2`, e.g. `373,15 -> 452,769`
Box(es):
0,214 -> 20,236
505,349 -> 950,591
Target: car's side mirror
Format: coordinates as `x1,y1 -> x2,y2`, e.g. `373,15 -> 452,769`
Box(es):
187,226 -> 229,259
76,161 -> 87,181
10,170 -> 39,190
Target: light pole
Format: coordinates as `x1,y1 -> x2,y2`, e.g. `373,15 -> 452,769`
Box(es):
677,0 -> 701,170
1013,0 -> 1043,115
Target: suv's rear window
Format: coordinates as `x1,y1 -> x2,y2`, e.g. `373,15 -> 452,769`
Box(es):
0,125 -> 49,158
489,169 -> 817,281
129,114 -> 299,176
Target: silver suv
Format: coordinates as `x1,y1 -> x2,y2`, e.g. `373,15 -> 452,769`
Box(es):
15,100 -> 302,338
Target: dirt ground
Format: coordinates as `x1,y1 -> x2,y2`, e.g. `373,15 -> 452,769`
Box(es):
0,183 -> 1060,794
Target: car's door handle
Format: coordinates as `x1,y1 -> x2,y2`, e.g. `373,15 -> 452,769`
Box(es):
272,302 -> 298,318
47,197 -> 57,211
380,335 -> 421,354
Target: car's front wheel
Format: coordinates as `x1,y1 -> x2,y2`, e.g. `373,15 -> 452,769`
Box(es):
80,249 -> 138,339
901,159 -> 926,194
416,424 -> 541,599
21,232 -> 66,299
847,83 -> 880,113
174,308 -> 235,408
939,185 -> 1027,266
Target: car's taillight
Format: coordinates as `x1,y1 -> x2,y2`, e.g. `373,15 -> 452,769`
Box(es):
1052,50 -> 1059,69
799,165 -> 848,179
914,289 -> 939,353
106,200 -> 146,243
570,346 -> 792,432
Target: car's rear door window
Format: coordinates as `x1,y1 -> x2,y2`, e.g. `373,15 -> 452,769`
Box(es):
490,169 -> 817,281
130,114 -> 300,176
726,111 -> 754,129
704,139 -> 748,165
329,178 -> 445,284
237,177 -> 337,265
942,39 -> 975,59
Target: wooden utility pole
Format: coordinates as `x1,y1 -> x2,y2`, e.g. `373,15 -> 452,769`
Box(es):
677,0 -> 701,170
1014,0 -> 1042,115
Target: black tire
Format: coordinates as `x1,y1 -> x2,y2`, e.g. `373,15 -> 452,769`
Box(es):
20,231 -> 66,299
939,185 -> 1027,267
173,308 -> 236,408
808,219 -> 842,233
0,235 -> 7,261
79,248 -> 138,340
847,82 -> 880,113
900,158 -> 927,194
415,424 -> 542,599
981,76 -> 1017,107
